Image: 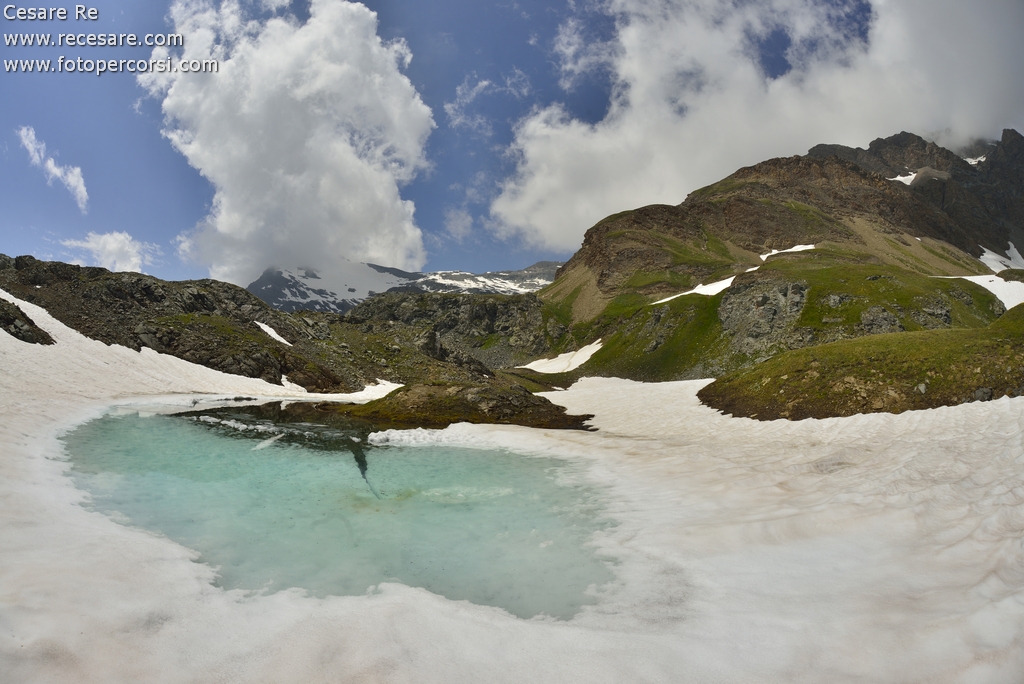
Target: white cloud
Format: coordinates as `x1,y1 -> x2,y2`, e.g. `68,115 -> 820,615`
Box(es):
139,0 -> 435,286
491,0 -> 1024,252
504,67 -> 532,99
444,77 -> 494,134
444,69 -> 534,135
443,206 -> 473,241
17,126 -> 89,214
61,231 -> 160,272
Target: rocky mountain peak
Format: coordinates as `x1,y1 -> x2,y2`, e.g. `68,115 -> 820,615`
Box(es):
808,130 -> 973,178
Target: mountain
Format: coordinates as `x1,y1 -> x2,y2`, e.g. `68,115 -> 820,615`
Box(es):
521,128 -> 1024,414
5,128 -> 1024,422
246,260 -> 562,313
0,253 -> 582,428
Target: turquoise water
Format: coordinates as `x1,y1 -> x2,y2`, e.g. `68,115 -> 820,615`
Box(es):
61,410 -> 615,619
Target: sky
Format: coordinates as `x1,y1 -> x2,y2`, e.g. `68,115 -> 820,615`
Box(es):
1,0 -> 1023,286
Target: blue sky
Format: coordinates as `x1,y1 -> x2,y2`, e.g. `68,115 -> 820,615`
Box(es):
2,0 -> 1022,285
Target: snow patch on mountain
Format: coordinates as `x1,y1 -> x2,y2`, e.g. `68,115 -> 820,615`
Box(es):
254,321 -> 291,346
979,243 -> 1024,273
760,244 -> 816,261
651,277 -> 737,305
518,339 -> 603,373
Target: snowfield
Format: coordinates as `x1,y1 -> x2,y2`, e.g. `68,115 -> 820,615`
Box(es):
4,288 -> 1024,682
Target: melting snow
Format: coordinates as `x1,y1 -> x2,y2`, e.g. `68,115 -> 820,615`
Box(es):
887,173 -> 916,185
648,245 -> 815,306
979,242 -> 1024,273
255,321 -> 291,346
966,155 -> 987,166
8,286 -> 1024,682
518,339 -> 603,373
651,277 -> 736,305
760,244 -> 816,261
951,275 -> 1024,311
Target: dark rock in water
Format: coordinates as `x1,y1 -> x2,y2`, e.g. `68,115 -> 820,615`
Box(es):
0,299 -> 54,345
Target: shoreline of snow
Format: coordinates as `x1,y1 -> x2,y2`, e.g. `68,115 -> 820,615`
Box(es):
6,293 -> 1024,680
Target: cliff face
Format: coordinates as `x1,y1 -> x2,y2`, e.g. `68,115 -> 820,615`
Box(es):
807,129 -> 1024,255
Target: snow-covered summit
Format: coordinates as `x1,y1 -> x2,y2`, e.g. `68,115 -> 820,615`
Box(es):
247,260 -> 562,313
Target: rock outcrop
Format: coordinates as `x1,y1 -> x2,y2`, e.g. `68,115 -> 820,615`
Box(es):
0,298 -> 53,345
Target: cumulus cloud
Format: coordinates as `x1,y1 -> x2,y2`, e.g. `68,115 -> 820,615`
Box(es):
139,0 -> 435,285
491,0 -> 1024,252
61,231 -> 160,272
17,126 -> 89,214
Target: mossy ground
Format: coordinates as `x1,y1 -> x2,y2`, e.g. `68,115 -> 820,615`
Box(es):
699,305 -> 1024,420
530,249 -> 1005,390
759,254 -> 1003,332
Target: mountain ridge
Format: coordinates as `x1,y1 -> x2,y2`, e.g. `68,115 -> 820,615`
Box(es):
247,260 -> 562,314
5,127 -> 1024,422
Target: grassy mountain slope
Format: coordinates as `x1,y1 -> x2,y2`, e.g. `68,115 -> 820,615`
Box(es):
699,302 -> 1024,419
523,130 -> 1023,410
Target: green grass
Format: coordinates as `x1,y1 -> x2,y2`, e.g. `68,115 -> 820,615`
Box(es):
522,290 -> 736,386
651,233 -> 735,269
688,177 -> 755,199
758,259 -> 1001,332
921,244 -> 988,272
1000,269 -> 1024,282
699,305 -> 1024,420
155,313 -> 270,347
583,292 -> 732,381
783,200 -> 829,227
623,269 -> 693,291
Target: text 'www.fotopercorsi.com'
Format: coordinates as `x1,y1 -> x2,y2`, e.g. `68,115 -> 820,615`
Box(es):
3,4 -> 217,75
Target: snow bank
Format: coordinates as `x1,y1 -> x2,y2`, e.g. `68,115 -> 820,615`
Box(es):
518,339 -> 603,373
255,321 -> 292,346
888,172 -> 916,185
650,277 -> 736,305
5,288 -> 1024,682
957,275 -> 1024,310
980,242 -> 1024,273
759,244 -> 816,261
649,245 -> 816,306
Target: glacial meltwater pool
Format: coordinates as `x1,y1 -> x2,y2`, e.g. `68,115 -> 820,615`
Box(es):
60,407 -> 616,620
